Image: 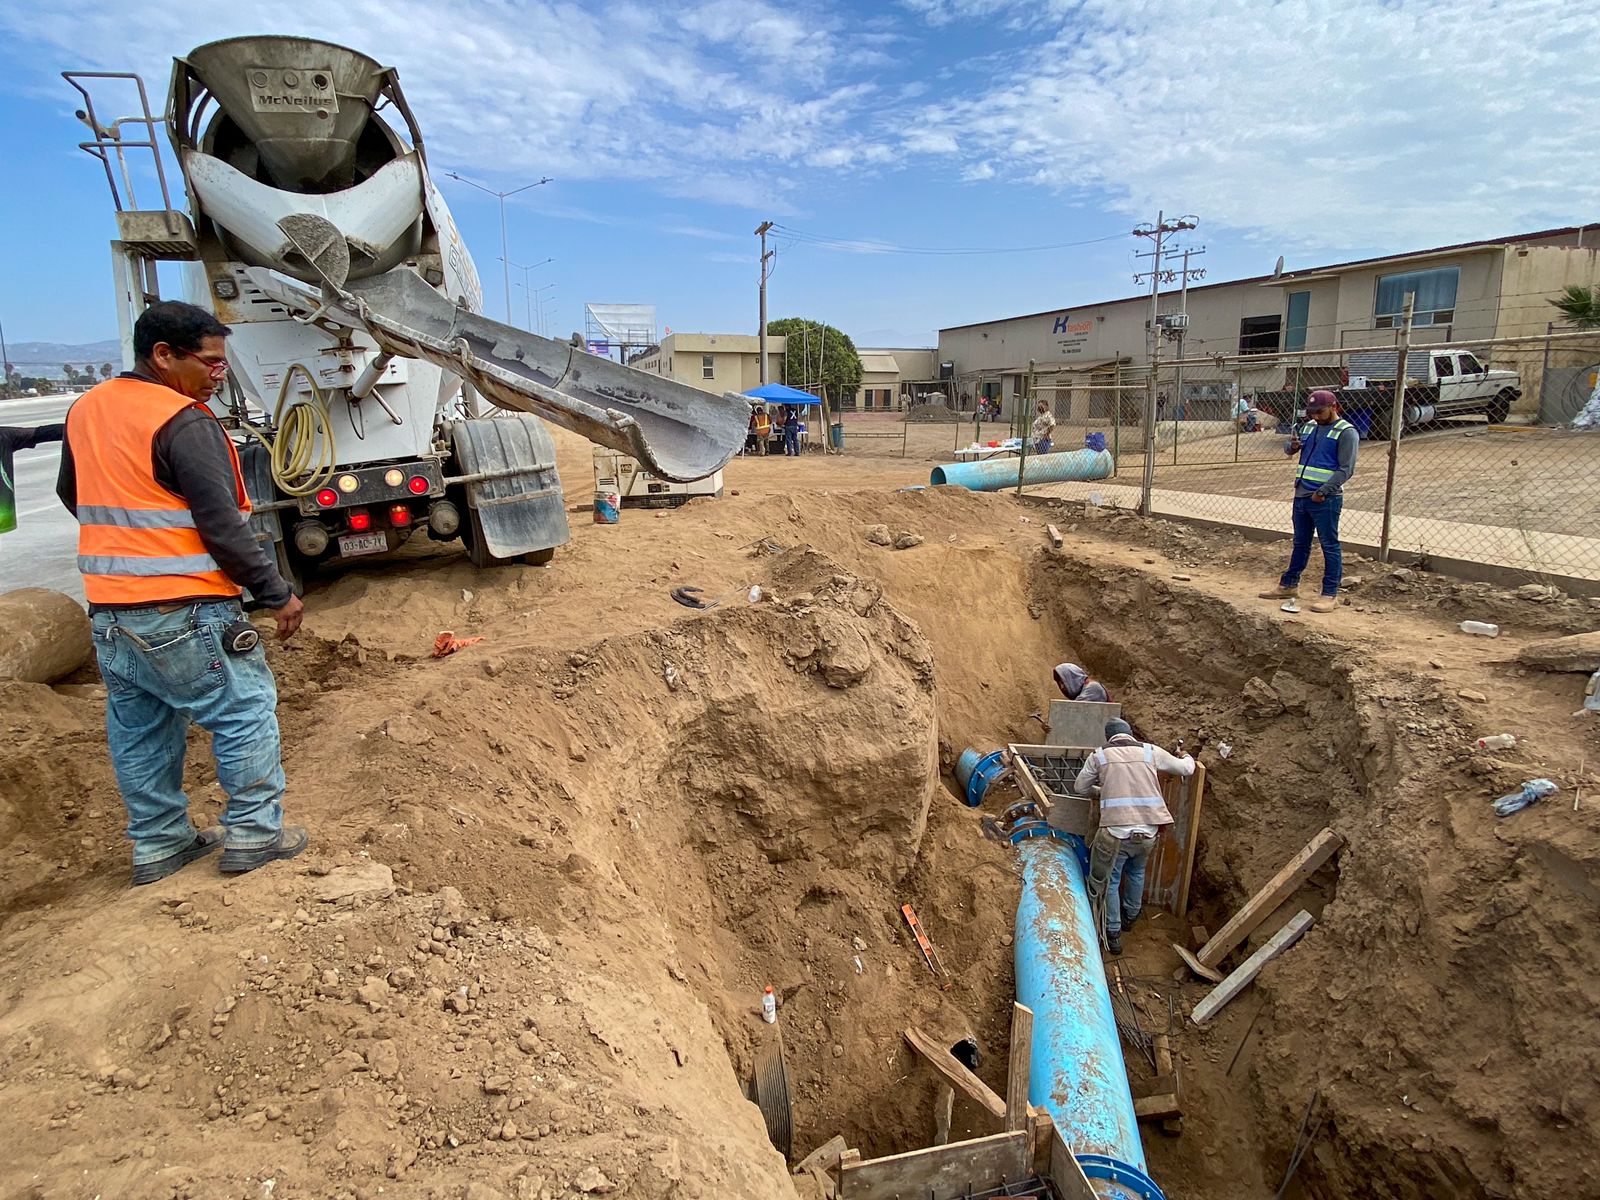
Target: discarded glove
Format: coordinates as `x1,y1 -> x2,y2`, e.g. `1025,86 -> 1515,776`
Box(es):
1493,778 -> 1558,817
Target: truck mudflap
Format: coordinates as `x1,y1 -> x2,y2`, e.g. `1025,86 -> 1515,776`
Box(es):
449,415 -> 570,560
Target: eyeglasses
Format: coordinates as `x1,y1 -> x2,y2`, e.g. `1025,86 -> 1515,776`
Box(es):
175,349 -> 230,378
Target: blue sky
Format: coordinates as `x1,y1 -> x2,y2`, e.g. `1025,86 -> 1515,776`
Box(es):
2,0 -> 1597,350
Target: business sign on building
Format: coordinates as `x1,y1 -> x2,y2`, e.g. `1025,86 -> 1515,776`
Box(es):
1050,312 -> 1093,357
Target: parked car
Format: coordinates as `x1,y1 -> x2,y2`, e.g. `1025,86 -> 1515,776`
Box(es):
1253,352 -> 1520,439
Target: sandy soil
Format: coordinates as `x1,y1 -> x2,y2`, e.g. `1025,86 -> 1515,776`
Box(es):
1,425 -> 1597,1200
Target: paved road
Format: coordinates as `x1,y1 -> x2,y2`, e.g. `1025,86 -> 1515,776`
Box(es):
2,394 -> 83,602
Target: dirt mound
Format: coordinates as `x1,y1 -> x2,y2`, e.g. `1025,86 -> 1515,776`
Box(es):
1,461 -> 1595,1200
905,402 -> 960,424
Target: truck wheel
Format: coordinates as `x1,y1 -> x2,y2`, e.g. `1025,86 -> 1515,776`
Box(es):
1366,406 -> 1392,441
461,503 -> 513,569
522,548 -> 555,566
1487,390 -> 1514,424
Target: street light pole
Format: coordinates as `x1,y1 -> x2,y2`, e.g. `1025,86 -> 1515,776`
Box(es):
533,283 -> 556,337
755,221 -> 774,384
503,257 -> 553,332
446,172 -> 552,323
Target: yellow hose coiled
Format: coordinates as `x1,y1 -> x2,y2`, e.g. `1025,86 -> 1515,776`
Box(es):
238,362 -> 337,497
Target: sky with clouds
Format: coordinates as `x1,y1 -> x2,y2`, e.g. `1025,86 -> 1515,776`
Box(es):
1,0 -> 1596,348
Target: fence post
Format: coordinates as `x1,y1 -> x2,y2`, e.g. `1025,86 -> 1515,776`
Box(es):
1377,294 -> 1415,563
1540,321 -> 1553,423
1112,358 -> 1122,474
1141,363 -> 1158,517
1017,359 -> 1035,496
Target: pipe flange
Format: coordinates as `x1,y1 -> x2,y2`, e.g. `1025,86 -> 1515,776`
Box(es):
1075,1154 -> 1168,1200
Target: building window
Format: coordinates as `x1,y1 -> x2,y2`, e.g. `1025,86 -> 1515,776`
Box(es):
1374,266 -> 1458,327
1285,291 -> 1310,352
1238,315 -> 1282,355
702,354 -> 714,379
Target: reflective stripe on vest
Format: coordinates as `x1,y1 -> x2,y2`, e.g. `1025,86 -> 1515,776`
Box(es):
1093,742 -> 1175,827
1295,419 -> 1353,486
68,376 -> 249,606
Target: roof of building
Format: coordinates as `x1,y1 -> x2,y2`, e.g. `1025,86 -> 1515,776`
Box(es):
859,353 -> 901,373
939,224 -> 1593,333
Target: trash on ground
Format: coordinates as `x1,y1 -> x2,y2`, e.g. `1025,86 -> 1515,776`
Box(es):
1494,778 -> 1558,817
430,631 -> 485,658
1459,621 -> 1500,637
1476,734 -> 1516,751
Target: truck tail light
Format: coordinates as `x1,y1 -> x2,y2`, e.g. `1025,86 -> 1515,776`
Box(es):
389,504 -> 413,527
407,475 -> 430,495
348,509 -> 372,532
315,489 -> 338,508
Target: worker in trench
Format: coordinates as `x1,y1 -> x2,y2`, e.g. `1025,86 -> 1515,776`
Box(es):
1053,661 -> 1110,704
1072,719 -> 1195,955
56,301 -> 308,885
1258,389 -> 1359,613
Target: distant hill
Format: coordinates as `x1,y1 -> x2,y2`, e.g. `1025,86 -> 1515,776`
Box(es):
5,339 -> 122,379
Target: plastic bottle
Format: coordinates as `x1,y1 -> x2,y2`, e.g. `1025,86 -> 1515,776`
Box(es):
1459,621 -> 1500,637
1476,734 -> 1516,751
1493,778 -> 1558,817
761,986 -> 777,1024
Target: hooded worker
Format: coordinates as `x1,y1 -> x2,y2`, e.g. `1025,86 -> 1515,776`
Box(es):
1072,718 -> 1195,954
1053,662 -> 1110,704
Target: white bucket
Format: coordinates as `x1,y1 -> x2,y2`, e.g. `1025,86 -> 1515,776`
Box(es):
594,479 -> 621,524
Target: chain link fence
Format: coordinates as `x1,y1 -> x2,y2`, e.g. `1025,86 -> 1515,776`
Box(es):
1014,329 -> 1600,587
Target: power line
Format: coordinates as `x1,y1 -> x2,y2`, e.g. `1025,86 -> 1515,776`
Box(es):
769,223 -> 1128,257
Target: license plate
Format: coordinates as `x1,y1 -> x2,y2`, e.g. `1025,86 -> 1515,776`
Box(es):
337,532 -> 388,558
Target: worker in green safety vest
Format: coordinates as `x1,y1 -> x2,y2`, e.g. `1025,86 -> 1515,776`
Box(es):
1259,390 -> 1358,613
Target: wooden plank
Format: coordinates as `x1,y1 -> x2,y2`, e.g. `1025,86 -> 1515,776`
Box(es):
794,1135 -> 847,1178
1131,1072 -> 1178,1101
1197,829 -> 1342,969
1045,1124 -> 1098,1200
1046,523 -> 1063,548
903,1027 -> 1006,1121
933,1086 -> 953,1146
1004,1003 -> 1034,1132
1172,943 -> 1226,984
1191,910 -> 1315,1027
1133,1093 -> 1183,1121
1152,1032 -> 1175,1078
1174,761 -> 1206,917
1142,767 -> 1199,916
838,1130 -> 1029,1200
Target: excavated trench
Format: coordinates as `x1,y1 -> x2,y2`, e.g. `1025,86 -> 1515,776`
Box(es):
0,490 -> 1588,1200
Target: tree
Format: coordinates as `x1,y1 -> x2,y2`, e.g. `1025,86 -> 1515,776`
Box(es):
100,362 -> 114,380
767,317 -> 863,414
1551,284 -> 1600,330
62,364 -> 75,383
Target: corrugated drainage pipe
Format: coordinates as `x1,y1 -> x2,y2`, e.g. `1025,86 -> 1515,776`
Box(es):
930,447 -> 1115,491
1015,834 -> 1167,1200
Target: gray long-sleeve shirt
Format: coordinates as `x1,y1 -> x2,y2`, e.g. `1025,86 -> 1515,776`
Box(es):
1290,419 -> 1359,497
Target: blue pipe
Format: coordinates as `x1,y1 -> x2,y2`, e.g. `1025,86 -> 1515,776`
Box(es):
1016,836 -> 1164,1200
954,747 -> 1007,807
930,447 -> 1115,491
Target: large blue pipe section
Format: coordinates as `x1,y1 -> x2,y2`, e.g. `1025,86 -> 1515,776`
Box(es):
1016,837 -> 1162,1200
930,447 -> 1114,491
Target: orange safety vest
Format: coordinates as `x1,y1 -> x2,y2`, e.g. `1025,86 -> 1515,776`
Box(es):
68,376 -> 250,606
754,410 -> 772,436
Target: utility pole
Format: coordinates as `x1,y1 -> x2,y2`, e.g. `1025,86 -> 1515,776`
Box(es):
1132,211 -> 1199,515
755,221 -> 775,384
1173,244 -> 1205,443
446,171 -> 552,324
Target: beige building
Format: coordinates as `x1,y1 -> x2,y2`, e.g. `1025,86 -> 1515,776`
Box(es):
852,346 -> 937,410
630,333 -> 787,394
938,225 -> 1600,417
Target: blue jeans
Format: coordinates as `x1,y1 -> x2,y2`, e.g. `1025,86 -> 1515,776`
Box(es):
1035,438 -> 1052,454
1280,493 -> 1344,597
91,600 -> 285,865
783,429 -> 800,456
1087,827 -> 1157,938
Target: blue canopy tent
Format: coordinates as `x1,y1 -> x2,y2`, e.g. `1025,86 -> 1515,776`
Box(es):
743,382 -> 823,407
743,383 -> 824,453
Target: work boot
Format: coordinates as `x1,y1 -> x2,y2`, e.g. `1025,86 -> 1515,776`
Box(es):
219,826 -> 309,875
1309,595 -> 1338,613
1258,585 -> 1299,599
1105,932 -> 1123,956
131,828 -> 224,887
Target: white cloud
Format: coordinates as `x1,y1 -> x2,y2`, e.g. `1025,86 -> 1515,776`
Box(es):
895,0 -> 1600,248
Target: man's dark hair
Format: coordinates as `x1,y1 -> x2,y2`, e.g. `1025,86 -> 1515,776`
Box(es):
133,301 -> 231,362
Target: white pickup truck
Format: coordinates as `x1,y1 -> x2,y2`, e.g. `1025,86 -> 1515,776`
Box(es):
1346,348 -> 1522,435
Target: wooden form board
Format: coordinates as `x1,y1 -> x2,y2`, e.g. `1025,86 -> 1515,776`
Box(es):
1004,1003 -> 1034,1132
1044,699 -> 1122,749
838,1130 -> 1030,1200
903,1027 -> 1006,1121
1008,743 -> 1093,836
1191,910 -> 1315,1027
1197,828 -> 1342,969
1141,762 -> 1206,918
1046,1125 -> 1098,1200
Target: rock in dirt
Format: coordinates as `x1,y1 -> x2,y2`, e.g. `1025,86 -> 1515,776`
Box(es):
462,1184 -> 509,1200
1241,676 -> 1285,717
1457,688 -> 1488,703
0,588 -> 92,684
1517,631 -> 1600,673
572,1165 -> 614,1194
366,1040 -> 401,1080
892,532 -> 924,550
315,862 -> 396,905
438,886 -> 467,928
864,524 -> 893,547
383,714 -> 435,745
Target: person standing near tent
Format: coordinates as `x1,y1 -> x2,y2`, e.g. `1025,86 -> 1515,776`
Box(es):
782,406 -> 800,457
1031,400 -> 1056,453
753,405 -> 772,455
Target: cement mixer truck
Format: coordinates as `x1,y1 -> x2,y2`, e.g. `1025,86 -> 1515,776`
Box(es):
63,37 -> 745,588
